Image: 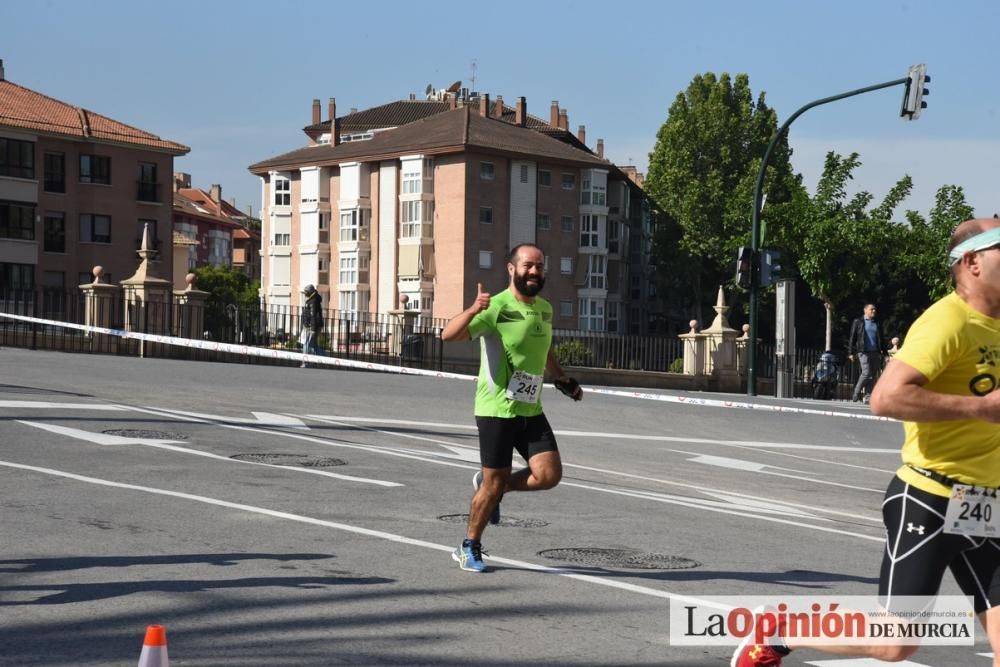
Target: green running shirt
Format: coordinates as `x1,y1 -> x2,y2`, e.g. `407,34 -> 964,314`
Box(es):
467,288 -> 554,417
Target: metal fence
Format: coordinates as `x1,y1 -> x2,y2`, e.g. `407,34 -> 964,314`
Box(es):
0,288 -> 448,371
551,329 -> 685,373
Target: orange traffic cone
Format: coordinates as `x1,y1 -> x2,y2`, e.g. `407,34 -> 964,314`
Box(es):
137,624 -> 169,667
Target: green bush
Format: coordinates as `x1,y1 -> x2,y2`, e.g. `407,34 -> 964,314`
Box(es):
669,357 -> 684,373
553,340 -> 592,367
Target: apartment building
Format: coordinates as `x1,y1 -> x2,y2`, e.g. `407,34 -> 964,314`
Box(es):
249,91 -> 655,333
0,61 -> 189,291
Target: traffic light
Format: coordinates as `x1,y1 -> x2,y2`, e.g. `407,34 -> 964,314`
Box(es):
900,63 -> 929,121
735,246 -> 752,288
760,249 -> 785,287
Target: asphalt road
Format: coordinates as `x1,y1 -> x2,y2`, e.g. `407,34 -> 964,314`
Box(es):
0,347 -> 993,666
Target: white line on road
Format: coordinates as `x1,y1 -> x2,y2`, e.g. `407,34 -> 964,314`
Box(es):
16,421 -> 401,487
671,450 -> 885,493
0,459 -> 730,610
0,400 -> 127,410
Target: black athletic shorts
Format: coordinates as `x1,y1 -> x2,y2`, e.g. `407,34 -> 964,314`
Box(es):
880,475 -> 1000,614
475,414 -> 559,469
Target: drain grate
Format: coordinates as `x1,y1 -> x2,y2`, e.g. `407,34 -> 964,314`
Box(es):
102,429 -> 188,440
230,453 -> 346,467
438,513 -> 549,528
537,547 -> 700,570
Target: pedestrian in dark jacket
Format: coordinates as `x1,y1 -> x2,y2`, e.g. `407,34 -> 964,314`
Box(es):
300,284 -> 323,367
847,303 -> 884,402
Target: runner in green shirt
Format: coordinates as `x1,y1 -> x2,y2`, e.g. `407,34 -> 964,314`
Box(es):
441,243 -> 583,572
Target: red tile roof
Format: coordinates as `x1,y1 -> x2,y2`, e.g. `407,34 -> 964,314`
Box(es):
251,106 -> 610,173
173,192 -> 242,228
0,79 -> 189,154
177,188 -> 250,220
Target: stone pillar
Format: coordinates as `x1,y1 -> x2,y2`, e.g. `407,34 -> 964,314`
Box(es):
735,323 -> 752,375
678,319 -> 704,376
78,265 -> 119,337
700,286 -> 741,391
173,272 -> 209,340
120,223 -> 174,357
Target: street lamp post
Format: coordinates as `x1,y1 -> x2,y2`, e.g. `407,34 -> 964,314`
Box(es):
746,72 -> 918,396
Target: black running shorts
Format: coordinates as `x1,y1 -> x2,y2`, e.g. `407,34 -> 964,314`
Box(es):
880,475 -> 1000,614
475,414 -> 559,469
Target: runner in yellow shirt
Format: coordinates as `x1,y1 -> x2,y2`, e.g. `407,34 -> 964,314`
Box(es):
734,218 -> 1000,666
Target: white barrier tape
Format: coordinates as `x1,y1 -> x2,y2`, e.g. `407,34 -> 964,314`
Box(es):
0,311 -> 893,422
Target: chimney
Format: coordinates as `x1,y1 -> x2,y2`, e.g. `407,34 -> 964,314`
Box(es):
550,100 -> 559,127
311,99 -> 321,125
479,93 -> 490,118
494,95 -> 504,119
210,184 -> 222,203
558,108 -> 568,131
248,204 -> 253,217
515,97 -> 526,127
596,139 -> 604,159
173,172 -> 191,192
577,125 -> 586,145
350,107 -> 357,114
229,197 -> 236,207
409,93 -> 416,100
449,94 -> 457,110
0,59 -> 5,81
328,97 -> 338,146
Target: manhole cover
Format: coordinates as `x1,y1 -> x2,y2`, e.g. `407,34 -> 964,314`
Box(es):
537,547 -> 700,570
438,513 -> 549,528
230,453 -> 346,467
102,429 -> 188,440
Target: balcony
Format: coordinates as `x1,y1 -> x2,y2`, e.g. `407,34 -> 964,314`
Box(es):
136,181 -> 160,203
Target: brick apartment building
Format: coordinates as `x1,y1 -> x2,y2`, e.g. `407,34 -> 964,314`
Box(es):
0,61 -> 189,291
249,91 -> 657,333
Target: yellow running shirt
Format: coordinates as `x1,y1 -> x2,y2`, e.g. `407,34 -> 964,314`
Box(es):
893,292 -> 1000,497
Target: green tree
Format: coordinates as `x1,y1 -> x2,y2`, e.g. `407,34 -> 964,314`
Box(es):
192,264 -> 260,340
900,185 -> 974,301
646,72 -> 802,320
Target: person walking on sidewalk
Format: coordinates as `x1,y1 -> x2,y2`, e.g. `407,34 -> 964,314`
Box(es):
441,243 -> 583,573
299,284 -> 323,367
847,303 -> 884,402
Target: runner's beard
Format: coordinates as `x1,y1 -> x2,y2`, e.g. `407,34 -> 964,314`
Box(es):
514,271 -> 545,297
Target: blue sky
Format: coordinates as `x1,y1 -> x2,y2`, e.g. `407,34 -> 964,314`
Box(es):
3,0 -> 997,220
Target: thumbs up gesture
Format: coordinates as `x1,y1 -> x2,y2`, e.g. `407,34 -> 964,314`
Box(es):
472,282 -> 491,313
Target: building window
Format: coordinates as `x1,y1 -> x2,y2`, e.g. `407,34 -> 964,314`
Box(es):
580,215 -> 599,247
44,153 -> 65,192
479,250 -> 493,269
273,177 -> 290,206
578,298 -> 604,331
560,257 -> 572,274
581,179 -> 607,206
587,254 -> 606,289
561,173 -> 575,190
340,209 -> 367,241
519,164 -> 528,183
561,215 -> 573,233
607,301 -> 620,333
479,206 -> 493,225
339,255 -> 357,284
402,166 -> 421,194
273,232 -> 290,246
0,200 -> 36,240
538,170 -> 551,187
319,213 -> 330,230
0,138 -> 35,179
43,270 -> 65,289
80,155 -> 111,185
559,300 -> 573,317
479,162 -> 495,180
401,200 -> 432,238
137,162 -> 158,202
608,220 -> 620,254
339,290 -> 358,312
536,213 -> 550,230
137,219 -> 159,250
0,263 -> 34,290
44,213 -> 65,252
79,214 -> 111,243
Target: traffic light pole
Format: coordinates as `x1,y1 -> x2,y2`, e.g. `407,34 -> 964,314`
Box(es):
746,76 -> 908,396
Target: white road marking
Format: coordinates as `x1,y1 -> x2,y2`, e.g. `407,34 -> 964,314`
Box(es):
0,459 -> 731,610
0,400 -> 126,410
141,408 -> 310,429
674,450 -> 885,493
16,421 -> 401,487
303,414 -> 899,453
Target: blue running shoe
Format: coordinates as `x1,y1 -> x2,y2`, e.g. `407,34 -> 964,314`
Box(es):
473,470 -> 501,525
452,539 -> 488,572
